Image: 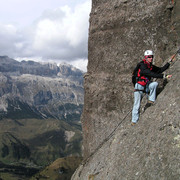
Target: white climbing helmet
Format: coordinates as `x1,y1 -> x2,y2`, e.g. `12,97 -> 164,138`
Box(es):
144,50 -> 154,56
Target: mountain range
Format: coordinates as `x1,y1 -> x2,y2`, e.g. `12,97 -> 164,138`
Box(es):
0,56 -> 84,121
0,56 -> 84,179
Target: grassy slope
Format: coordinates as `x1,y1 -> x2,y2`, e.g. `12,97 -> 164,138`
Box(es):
0,118 -> 82,164
31,156 -> 83,180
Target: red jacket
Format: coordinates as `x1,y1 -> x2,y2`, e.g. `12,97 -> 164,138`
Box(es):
137,60 -> 170,86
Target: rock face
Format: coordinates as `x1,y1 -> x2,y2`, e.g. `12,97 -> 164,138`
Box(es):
72,0 -> 180,179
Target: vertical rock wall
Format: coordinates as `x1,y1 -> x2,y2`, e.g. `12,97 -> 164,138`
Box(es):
82,0 -> 179,158
72,0 -> 180,179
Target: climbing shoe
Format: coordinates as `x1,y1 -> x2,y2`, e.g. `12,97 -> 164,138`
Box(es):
131,122 -> 136,126
144,100 -> 154,112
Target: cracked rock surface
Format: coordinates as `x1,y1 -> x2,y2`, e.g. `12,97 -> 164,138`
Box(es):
72,0 -> 180,179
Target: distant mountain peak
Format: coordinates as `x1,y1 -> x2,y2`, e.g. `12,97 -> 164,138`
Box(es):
0,56 -> 83,77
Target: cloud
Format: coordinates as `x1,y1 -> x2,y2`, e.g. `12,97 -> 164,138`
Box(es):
0,23 -> 18,55
70,58 -> 88,72
0,0 -> 91,71
31,1 -> 91,60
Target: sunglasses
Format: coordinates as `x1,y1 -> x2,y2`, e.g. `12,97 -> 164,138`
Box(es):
147,55 -> 153,58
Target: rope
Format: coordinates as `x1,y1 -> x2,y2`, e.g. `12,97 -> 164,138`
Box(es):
80,109 -> 132,169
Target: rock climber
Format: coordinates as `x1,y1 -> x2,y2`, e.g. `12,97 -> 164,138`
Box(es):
131,50 -> 174,125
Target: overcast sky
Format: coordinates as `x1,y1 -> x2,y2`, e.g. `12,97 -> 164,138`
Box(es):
0,0 -> 91,71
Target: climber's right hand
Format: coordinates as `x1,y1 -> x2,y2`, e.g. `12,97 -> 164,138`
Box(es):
166,75 -> 172,79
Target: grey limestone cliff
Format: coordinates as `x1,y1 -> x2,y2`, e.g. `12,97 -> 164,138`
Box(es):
72,0 -> 180,179
0,56 -> 84,120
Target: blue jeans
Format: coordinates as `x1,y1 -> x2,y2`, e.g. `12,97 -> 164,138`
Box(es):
132,82 -> 158,123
